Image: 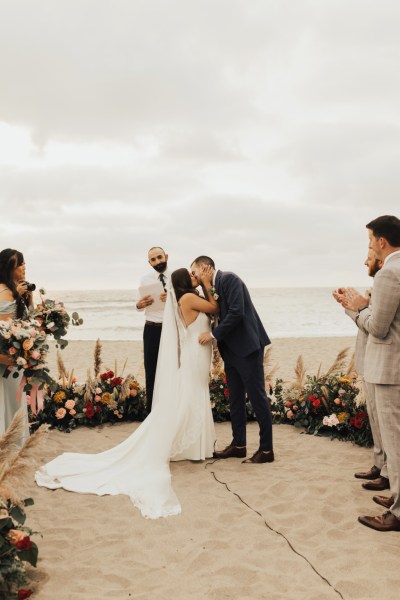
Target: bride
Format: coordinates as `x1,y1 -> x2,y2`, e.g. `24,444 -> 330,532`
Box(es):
35,267 -> 218,519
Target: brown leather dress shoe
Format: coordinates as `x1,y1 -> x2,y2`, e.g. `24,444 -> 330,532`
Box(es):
373,495 -> 394,509
213,444 -> 246,459
358,511 -> 400,532
354,465 -> 381,480
242,449 -> 274,464
362,476 -> 390,491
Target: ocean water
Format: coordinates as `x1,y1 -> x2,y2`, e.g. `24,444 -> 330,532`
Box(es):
36,288 -> 358,342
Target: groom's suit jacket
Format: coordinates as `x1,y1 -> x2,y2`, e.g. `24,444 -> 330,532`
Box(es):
212,270 -> 270,358
356,253 -> 400,385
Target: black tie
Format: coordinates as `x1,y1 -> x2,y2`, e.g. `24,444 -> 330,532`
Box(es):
159,273 -> 166,291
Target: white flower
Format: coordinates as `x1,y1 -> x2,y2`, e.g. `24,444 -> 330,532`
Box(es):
16,357 -> 27,366
323,414 -> 340,427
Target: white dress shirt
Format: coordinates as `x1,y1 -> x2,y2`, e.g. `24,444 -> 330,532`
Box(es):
136,268 -> 170,323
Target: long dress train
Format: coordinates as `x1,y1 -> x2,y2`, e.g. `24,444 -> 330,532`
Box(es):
35,294 -> 215,519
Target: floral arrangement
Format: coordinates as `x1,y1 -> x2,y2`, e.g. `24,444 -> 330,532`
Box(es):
33,371 -> 147,433
0,410 -> 48,598
32,341 -> 147,433
0,498 -> 39,599
0,319 -> 54,397
30,289 -> 83,350
270,350 -> 373,447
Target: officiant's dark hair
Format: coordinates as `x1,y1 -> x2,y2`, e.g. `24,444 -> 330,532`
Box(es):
191,256 -> 215,269
0,248 -> 27,318
171,268 -> 199,302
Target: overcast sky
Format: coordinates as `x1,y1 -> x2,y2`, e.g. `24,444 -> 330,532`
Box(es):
0,0 -> 399,290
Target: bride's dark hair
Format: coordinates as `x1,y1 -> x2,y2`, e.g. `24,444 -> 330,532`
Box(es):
171,268 -> 199,302
0,248 -> 26,318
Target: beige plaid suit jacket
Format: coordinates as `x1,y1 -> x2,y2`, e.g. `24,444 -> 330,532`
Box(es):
357,252 -> 400,384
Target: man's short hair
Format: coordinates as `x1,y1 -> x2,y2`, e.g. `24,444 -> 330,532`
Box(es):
191,255 -> 215,269
366,216 -> 400,247
148,246 -> 166,255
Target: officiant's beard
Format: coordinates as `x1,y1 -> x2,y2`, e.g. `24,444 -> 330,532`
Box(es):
152,262 -> 167,274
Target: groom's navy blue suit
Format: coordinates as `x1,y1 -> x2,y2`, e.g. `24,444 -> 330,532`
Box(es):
213,270 -> 273,451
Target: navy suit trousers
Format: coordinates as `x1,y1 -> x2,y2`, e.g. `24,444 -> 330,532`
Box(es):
223,347 -> 273,451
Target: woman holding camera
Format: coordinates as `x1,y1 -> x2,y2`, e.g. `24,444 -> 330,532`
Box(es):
0,248 -> 32,442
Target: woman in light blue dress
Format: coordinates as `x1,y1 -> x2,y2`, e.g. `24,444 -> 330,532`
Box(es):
0,248 -> 32,442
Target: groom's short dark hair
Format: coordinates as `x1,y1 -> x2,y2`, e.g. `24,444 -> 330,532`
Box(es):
192,256 -> 215,269
366,216 -> 400,247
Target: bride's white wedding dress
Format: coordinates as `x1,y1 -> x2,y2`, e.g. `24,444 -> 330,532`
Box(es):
35,291 -> 216,519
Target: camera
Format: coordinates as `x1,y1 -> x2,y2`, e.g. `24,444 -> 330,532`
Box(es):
23,281 -> 36,292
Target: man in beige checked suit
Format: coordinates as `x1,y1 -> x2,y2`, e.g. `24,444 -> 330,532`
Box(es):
333,250 -> 388,492
345,215 -> 400,532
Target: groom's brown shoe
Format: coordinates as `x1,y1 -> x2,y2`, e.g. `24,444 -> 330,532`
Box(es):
354,465 -> 381,480
242,449 -> 274,464
362,476 -> 390,491
358,511 -> 400,532
213,445 -> 246,459
373,495 -> 394,509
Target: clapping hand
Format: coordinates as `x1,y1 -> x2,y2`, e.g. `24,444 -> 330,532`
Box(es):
340,287 -> 370,312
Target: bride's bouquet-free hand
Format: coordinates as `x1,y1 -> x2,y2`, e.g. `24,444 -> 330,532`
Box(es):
30,288 -> 83,349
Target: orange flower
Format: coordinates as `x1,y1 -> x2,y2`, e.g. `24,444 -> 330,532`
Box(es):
22,338 -> 34,351
6,529 -> 25,545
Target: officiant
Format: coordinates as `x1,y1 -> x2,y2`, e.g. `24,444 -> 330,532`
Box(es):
136,246 -> 170,412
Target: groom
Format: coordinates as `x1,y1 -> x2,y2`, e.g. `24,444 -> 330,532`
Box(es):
192,256 -> 274,464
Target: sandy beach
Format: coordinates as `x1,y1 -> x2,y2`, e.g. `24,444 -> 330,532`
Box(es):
24,335 -> 400,599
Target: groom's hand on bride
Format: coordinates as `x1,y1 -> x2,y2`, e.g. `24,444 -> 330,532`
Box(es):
198,332 -> 213,345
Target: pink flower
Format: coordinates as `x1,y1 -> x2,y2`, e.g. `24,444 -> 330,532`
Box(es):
129,389 -> 137,397
287,410 -> 293,419
69,409 -> 76,416
56,408 -> 67,419
65,399 -> 75,410
71,377 -> 77,383
95,388 -> 102,394
30,350 -> 41,360
334,398 -> 341,405
7,529 -> 25,545
94,395 -> 101,402
8,347 -> 17,355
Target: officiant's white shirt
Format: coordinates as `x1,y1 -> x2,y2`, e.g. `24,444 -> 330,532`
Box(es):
136,268 -> 171,323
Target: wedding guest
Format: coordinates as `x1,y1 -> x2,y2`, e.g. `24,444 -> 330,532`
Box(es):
193,255 -> 274,464
344,215 -> 400,532
136,247 -> 170,412
0,248 -> 32,442
333,250 -> 388,491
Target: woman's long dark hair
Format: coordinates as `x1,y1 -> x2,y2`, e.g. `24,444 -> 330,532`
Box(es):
171,268 -> 199,302
0,248 -> 26,318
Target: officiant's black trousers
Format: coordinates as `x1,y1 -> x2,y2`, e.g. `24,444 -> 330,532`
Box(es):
143,323 -> 162,412
223,347 -> 273,451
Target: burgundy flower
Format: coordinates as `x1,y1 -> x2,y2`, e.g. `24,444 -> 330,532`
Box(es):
224,388 -> 230,397
16,536 -> 32,551
110,377 -> 123,388
18,590 -> 32,599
